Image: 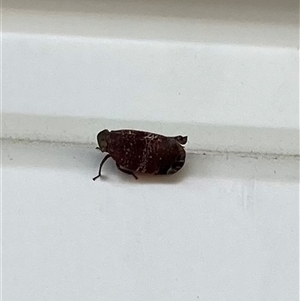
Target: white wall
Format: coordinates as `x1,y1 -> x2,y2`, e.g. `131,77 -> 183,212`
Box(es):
3,140 -> 299,301
2,0 -> 299,154
2,0 -> 299,300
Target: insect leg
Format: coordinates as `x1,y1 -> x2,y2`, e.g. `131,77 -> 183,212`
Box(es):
92,154 -> 111,181
116,163 -> 138,180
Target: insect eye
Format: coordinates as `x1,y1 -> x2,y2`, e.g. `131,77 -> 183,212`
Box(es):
97,129 -> 109,152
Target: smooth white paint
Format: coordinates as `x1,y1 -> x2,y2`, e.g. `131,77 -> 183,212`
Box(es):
2,0 -> 299,155
2,140 -> 299,301
2,113 -> 299,155
1,1 -> 299,300
3,33 -> 298,128
3,0 -> 298,47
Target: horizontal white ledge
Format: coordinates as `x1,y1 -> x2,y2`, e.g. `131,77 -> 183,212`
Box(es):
3,0 -> 298,47
2,139 -> 299,183
3,1 -> 298,156
2,113 -> 299,156
3,33 -> 298,126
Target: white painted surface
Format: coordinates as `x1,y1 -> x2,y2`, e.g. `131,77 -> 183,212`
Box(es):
2,0 -> 299,154
2,140 -> 299,301
2,1 -> 299,300
3,113 -> 299,155
3,33 -> 298,129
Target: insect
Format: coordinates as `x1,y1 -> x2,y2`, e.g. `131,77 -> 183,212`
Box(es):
92,129 -> 187,180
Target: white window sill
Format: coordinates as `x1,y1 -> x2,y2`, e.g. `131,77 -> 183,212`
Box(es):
2,1 -> 299,300
3,139 -> 299,301
2,0 -> 299,155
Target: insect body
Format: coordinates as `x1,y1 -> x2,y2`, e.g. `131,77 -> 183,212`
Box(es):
93,129 -> 187,180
